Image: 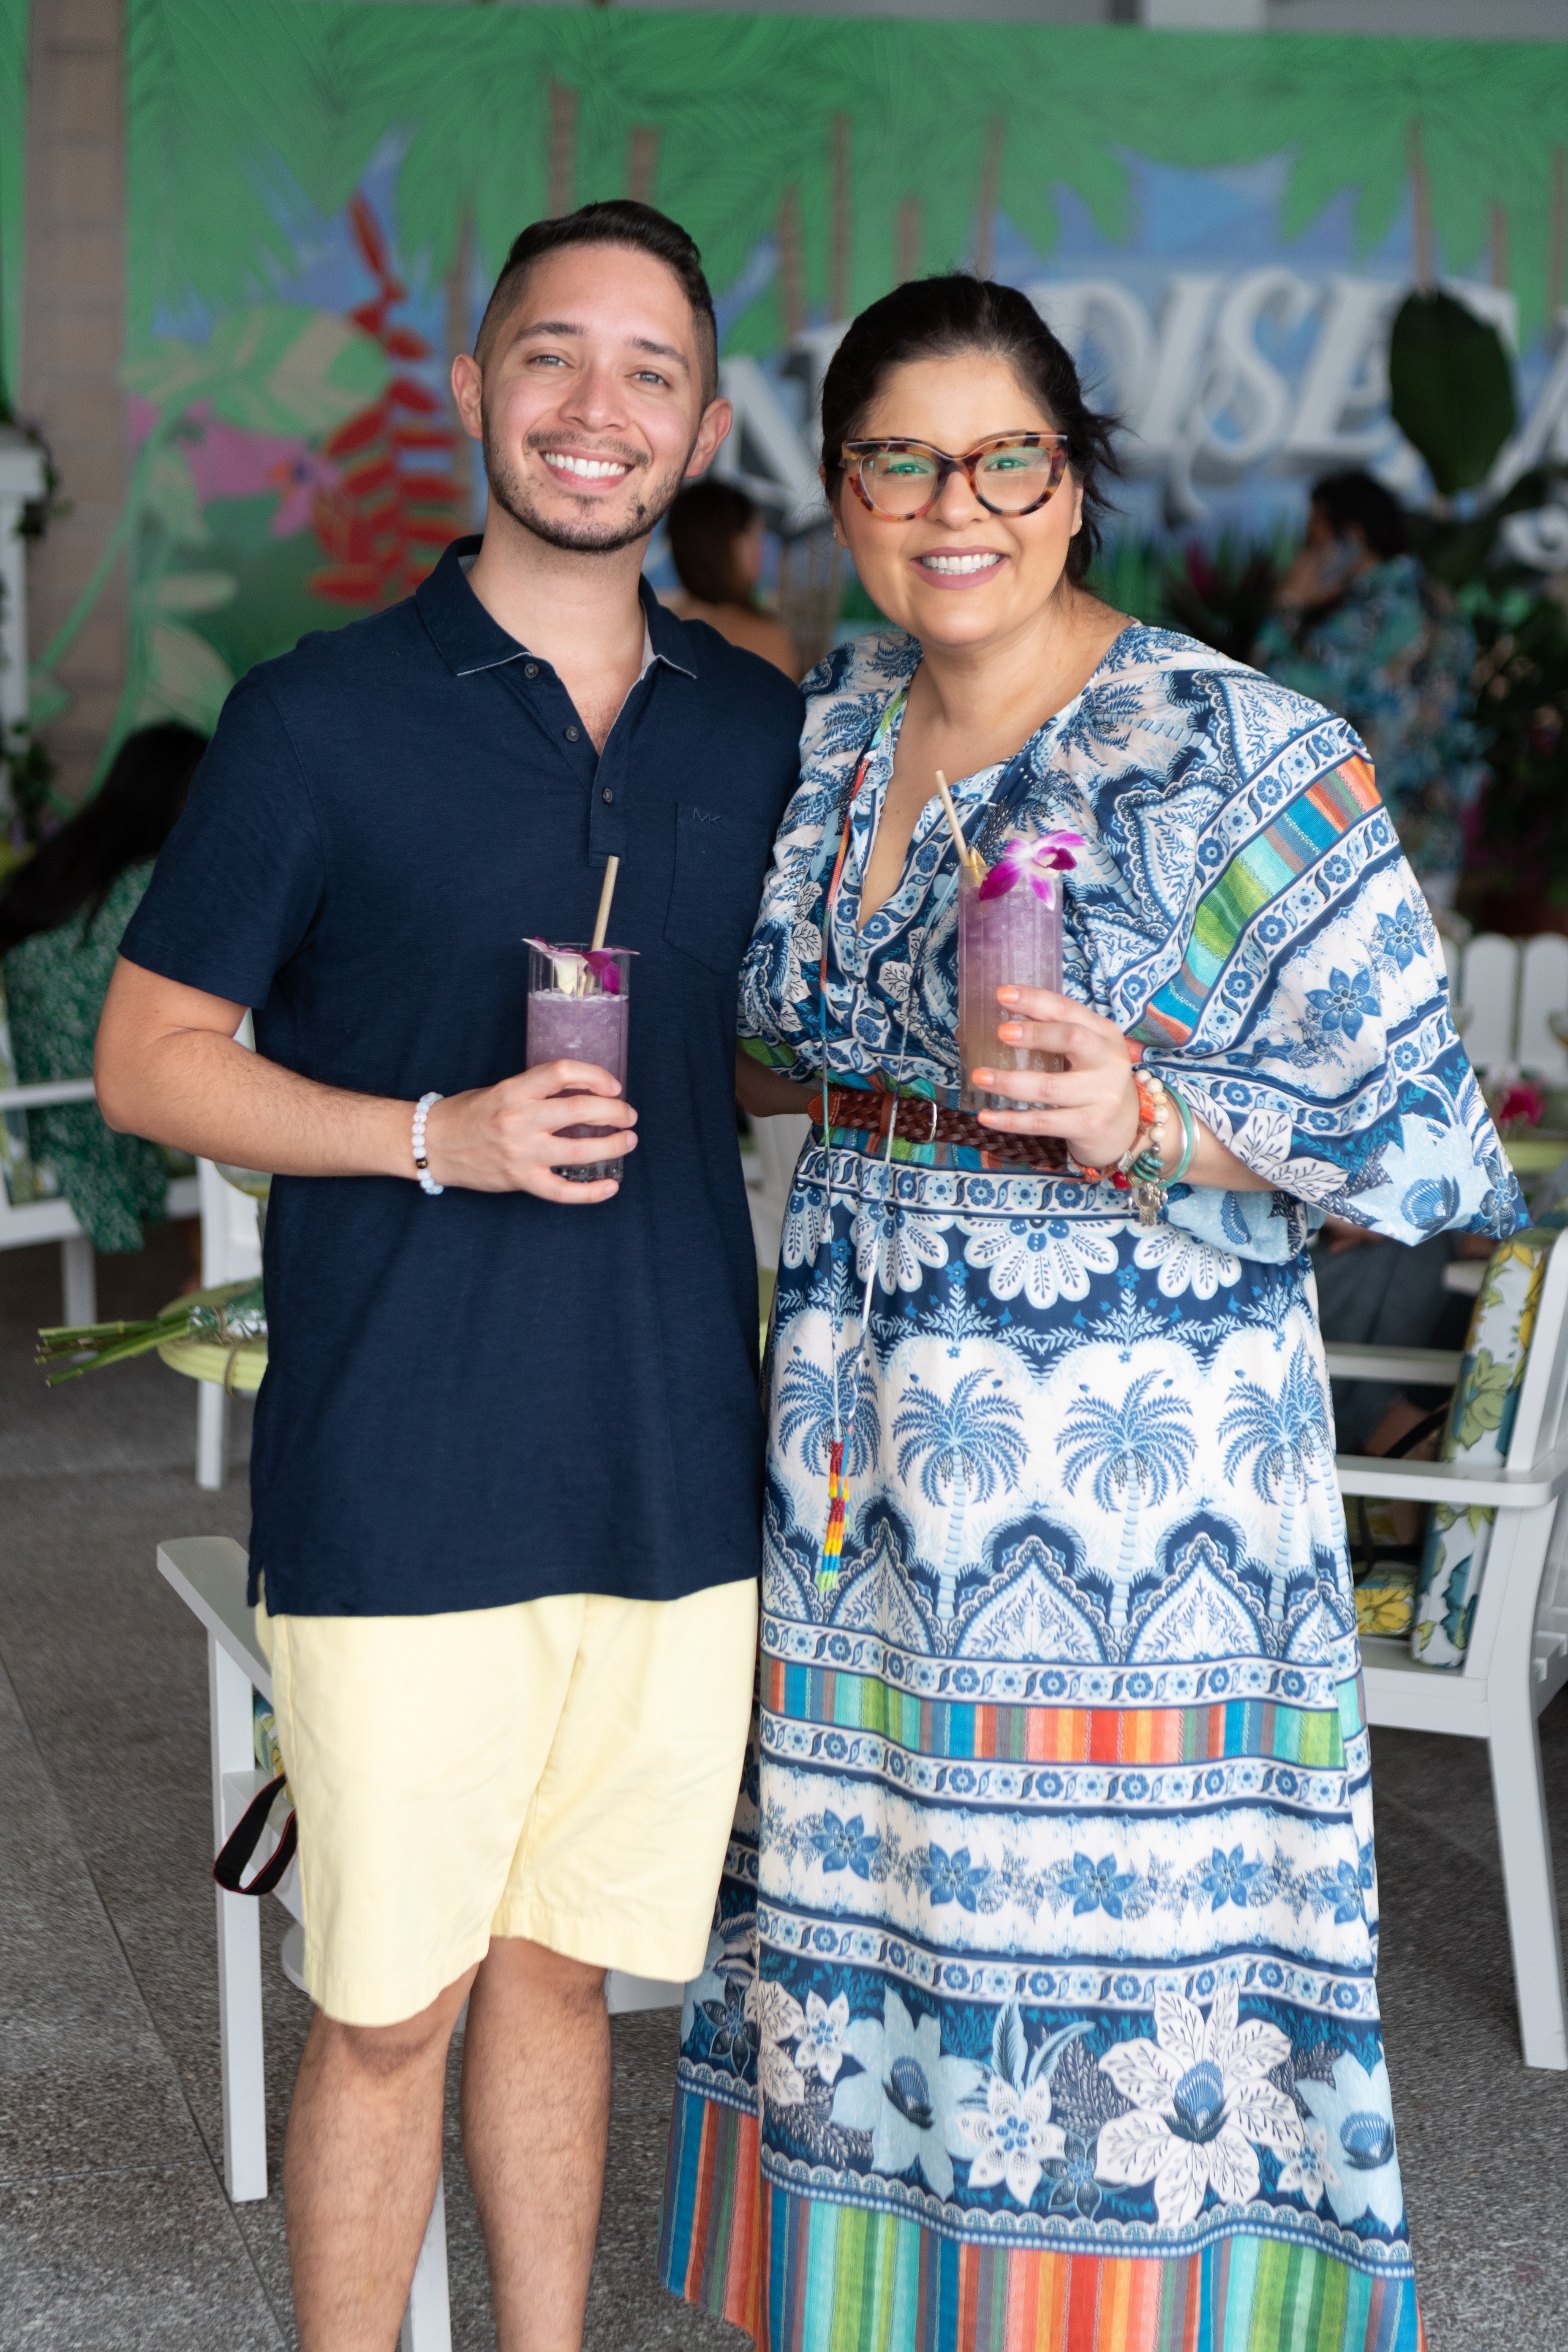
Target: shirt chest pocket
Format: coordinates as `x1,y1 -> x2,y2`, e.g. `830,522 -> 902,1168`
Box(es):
663,803 -> 775,976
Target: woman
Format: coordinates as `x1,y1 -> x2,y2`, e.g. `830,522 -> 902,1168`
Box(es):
660,279 -> 1516,2349
0,722 -> 206,1252
666,477 -> 800,676
1255,471 -> 1483,915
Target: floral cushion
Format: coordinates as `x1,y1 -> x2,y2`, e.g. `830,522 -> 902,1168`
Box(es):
1409,1226 -> 1554,1667
0,977 -> 59,1208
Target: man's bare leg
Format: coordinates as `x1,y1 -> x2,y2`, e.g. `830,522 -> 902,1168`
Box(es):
460,1937 -> 612,2352
285,1963 -> 477,2352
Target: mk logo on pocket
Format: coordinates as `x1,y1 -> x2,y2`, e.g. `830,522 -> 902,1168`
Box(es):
688,806 -> 721,824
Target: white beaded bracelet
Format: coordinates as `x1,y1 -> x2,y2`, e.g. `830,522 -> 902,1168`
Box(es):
412,1091 -> 444,1196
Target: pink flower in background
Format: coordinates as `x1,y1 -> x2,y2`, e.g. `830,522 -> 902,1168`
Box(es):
267,449 -> 341,536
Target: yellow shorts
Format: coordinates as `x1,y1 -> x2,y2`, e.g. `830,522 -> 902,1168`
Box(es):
255,1578 -> 757,2027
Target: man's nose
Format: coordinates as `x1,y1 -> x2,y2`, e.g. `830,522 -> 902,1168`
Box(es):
558,361 -> 628,432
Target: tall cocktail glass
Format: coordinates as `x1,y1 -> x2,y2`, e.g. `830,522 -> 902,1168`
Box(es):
525,943 -> 634,1182
958,861 -> 1063,1112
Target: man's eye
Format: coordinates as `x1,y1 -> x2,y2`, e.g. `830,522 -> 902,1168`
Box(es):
632,370 -> 668,387
529,352 -> 568,367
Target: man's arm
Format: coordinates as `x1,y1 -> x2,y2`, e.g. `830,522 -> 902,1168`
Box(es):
97,958 -> 637,1202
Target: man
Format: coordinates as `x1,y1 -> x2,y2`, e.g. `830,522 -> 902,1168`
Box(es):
98,201 -> 801,2351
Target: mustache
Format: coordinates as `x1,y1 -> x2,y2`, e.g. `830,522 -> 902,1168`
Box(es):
523,433 -> 648,472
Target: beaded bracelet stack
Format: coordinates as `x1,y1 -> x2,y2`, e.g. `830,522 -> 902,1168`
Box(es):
1069,1069 -> 1197,1229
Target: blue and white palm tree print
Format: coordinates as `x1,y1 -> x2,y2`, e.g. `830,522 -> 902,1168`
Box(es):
671,624 -> 1521,2304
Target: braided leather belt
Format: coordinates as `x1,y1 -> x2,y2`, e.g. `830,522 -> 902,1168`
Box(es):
817,1084 -> 1069,1173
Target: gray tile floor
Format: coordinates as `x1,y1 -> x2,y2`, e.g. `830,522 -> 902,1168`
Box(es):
2,1222 -> 1566,2350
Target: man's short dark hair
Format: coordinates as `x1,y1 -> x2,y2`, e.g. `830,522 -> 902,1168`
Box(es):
474,200 -> 719,401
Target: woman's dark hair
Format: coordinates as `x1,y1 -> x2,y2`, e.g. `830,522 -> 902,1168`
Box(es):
0,722 -> 207,960
1310,470 -> 1410,562
667,479 -> 760,608
819,275 -> 1121,588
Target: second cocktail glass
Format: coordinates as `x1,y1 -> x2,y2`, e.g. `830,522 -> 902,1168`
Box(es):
957,857 -> 1064,1112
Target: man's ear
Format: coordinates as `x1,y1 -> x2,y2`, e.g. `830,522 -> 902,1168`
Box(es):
451,353 -> 484,445
686,396 -> 734,479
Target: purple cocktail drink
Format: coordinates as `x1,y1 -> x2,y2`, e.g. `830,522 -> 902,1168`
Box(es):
525,943 -> 634,1182
958,858 -> 1063,1112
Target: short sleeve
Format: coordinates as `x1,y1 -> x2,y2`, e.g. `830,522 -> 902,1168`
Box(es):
119,670 -> 327,1008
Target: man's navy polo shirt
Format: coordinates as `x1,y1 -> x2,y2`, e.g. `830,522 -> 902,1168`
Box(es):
121,538 -> 802,1616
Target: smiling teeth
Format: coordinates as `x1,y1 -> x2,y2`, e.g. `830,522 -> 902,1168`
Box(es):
547,454 -> 629,479
923,552 -> 1000,573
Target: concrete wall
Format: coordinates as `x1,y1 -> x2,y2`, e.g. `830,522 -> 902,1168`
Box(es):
20,0 -> 127,807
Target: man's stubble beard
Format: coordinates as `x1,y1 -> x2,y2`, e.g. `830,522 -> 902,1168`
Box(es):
481,416 -> 693,556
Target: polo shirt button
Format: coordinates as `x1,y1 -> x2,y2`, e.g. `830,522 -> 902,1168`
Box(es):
523,662 -> 539,679
602,787 -> 614,805
564,724 -> 580,743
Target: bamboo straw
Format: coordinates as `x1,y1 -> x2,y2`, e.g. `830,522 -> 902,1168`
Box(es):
591,855 -> 620,952
934,771 -> 983,882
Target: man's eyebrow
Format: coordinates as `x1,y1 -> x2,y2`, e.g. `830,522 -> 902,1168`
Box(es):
510,319 -> 690,373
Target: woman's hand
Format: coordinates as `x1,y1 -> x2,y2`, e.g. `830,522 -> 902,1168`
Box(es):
972,987 -> 1141,1169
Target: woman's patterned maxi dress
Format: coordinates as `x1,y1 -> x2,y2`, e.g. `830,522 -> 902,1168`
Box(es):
660,626 -> 1520,2352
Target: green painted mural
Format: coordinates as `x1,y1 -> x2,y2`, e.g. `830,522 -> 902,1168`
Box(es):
17,0 -> 1568,787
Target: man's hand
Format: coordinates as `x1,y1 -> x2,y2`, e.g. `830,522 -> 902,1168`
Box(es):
423,1064 -> 636,1203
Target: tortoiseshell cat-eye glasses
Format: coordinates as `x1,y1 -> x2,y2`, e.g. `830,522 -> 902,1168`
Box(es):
841,432 -> 1070,520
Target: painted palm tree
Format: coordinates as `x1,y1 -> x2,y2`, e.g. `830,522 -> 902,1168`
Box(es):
1060,1372 -> 1197,1632
1218,1344 -> 1330,1623
891,1371 -> 1027,1621
776,1347 -> 880,1481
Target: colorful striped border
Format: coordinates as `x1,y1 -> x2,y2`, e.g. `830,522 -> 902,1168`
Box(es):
1134,757 -> 1383,1051
661,2088 -> 1424,2352
764,1661 -> 1345,1773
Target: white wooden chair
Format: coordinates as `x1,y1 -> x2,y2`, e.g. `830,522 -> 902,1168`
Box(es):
193,1156 -> 264,1491
155,1534 -> 682,2347
1444,929 -> 1568,1078
1328,1226 -> 1568,2072
0,1071 -> 200,1323
740,1110 -> 810,1271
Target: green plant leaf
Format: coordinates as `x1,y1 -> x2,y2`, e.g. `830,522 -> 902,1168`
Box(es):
154,570 -> 239,615
143,447 -> 211,546
1388,291 -> 1516,497
125,306 -> 389,438
136,621 -> 236,732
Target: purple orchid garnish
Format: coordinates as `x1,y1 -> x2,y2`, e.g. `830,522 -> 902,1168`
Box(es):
585,950 -> 622,994
977,829 -> 1084,901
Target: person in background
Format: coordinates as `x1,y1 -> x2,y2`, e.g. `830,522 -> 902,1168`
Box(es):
0,722 -> 207,1253
1256,468 -> 1484,915
664,477 -> 799,675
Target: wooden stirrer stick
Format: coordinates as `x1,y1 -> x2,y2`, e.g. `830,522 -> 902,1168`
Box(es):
591,855 -> 620,953
935,771 -> 984,882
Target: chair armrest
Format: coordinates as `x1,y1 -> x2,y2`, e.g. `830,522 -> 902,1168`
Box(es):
0,1079 -> 97,1111
1335,1439 -> 1568,1510
1322,1344 -> 1462,1386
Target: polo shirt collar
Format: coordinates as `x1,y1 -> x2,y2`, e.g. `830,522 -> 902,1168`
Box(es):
417,534 -> 697,683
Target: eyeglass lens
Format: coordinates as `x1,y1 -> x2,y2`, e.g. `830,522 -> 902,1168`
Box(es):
857,441 -> 1059,517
